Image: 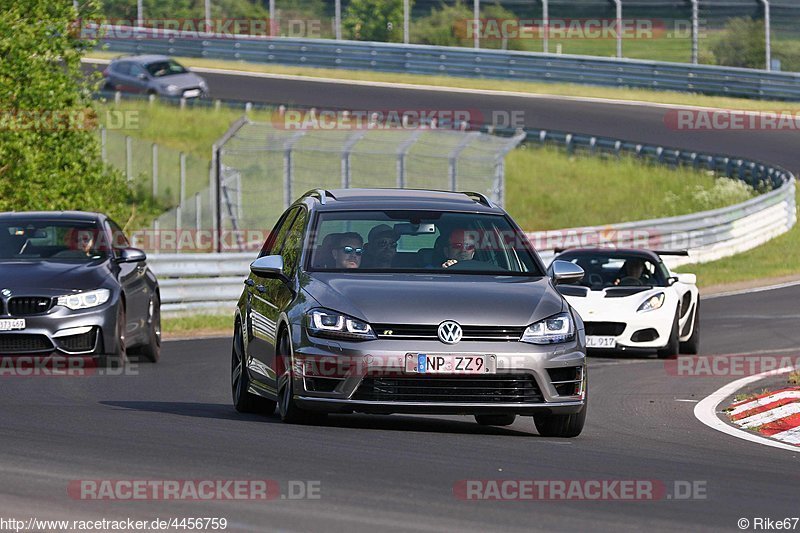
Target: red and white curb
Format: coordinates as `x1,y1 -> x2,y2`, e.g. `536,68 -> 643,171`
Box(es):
694,366 -> 800,453
727,388 -> 800,445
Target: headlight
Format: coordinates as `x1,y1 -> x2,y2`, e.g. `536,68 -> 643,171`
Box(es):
520,312 -> 574,344
637,292 -> 665,313
306,309 -> 376,341
57,289 -> 111,310
163,84 -> 179,93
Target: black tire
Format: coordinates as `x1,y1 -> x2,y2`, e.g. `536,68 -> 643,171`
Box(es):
133,293 -> 161,363
533,402 -> 587,438
231,322 -> 276,414
99,304 -> 128,368
656,308 -> 680,359
679,303 -> 700,355
276,331 -> 326,425
475,414 -> 516,426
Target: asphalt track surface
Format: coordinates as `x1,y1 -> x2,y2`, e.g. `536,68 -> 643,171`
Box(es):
9,66 -> 794,531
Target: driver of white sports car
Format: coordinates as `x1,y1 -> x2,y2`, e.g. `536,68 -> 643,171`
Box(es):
613,258 -> 651,286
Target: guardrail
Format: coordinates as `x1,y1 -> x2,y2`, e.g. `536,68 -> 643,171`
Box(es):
149,143 -> 795,315
99,25 -> 800,100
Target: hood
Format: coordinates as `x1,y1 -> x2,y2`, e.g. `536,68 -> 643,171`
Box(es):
0,259 -> 112,295
157,72 -> 204,88
302,273 -> 564,327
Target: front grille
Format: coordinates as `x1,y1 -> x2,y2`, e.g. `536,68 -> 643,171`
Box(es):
352,374 -> 543,403
8,297 -> 54,316
372,324 -> 526,342
585,322 -> 626,336
55,329 -> 97,353
0,334 -> 53,354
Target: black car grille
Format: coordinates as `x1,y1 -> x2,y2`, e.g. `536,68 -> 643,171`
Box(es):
372,324 -> 526,342
0,334 -> 54,354
7,297 -> 54,316
352,374 -> 543,403
55,329 -> 97,353
584,322 -> 626,336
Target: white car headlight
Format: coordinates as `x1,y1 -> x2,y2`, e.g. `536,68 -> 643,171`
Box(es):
57,289 -> 110,310
521,312 -> 575,344
637,292 -> 665,313
306,309 -> 375,341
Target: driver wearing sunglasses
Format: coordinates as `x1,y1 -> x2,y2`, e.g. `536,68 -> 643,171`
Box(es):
331,232 -> 364,269
442,228 -> 477,269
362,224 -> 398,268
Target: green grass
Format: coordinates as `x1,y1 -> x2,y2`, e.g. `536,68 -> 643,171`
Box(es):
676,188 -> 800,287
87,51 -> 800,113
163,314 -> 232,337
505,146 -> 755,230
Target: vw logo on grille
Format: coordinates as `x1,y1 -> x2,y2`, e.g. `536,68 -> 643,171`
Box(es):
0,289 -> 10,298
437,321 -> 462,344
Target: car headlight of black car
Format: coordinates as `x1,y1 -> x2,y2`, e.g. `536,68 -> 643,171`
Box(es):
56,288 -> 111,311
520,312 -> 575,344
306,308 -> 376,341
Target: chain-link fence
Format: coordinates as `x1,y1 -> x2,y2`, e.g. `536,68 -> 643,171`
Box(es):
149,117 -> 524,252
101,0 -> 800,71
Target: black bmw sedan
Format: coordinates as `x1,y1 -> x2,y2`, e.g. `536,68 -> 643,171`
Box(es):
0,211 -> 160,366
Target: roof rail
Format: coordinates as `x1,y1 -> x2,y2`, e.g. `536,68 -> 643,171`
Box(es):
301,189 -> 334,205
462,191 -> 495,208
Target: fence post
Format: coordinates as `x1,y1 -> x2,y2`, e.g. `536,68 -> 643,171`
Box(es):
125,135 -> 132,182
100,127 -> 107,163
448,133 -> 478,192
210,144 -> 219,252
283,132 -> 306,209
179,152 -> 186,208
151,143 -> 158,198
613,0 -> 622,58
760,0 -> 772,70
396,130 -> 422,188
195,192 -> 201,232
342,130 -> 367,189
690,0 -> 699,64
541,0 -> 549,53
335,0 -> 342,40
473,0 -> 480,49
403,0 -> 410,44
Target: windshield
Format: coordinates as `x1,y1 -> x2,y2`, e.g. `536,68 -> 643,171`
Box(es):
0,220 -> 109,262
145,59 -> 188,77
308,210 -> 543,276
556,251 -> 669,289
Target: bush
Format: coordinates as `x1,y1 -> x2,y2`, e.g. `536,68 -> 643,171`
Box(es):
411,1 -> 528,51
0,0 -> 159,226
344,0 -> 405,42
708,17 -> 766,69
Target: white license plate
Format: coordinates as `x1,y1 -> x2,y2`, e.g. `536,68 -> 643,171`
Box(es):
183,89 -> 201,98
0,319 -> 25,331
405,354 -> 494,374
586,336 -> 616,348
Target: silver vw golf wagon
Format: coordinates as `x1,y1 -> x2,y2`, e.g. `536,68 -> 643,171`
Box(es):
231,189 -> 588,437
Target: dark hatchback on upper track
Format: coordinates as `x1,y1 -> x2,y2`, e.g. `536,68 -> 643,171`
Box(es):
232,189 -> 589,437
0,211 -> 161,365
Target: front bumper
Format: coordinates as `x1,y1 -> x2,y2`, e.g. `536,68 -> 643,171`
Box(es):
287,327 -> 587,416
0,303 -> 116,357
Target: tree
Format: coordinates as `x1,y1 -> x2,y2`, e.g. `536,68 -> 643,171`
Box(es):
0,0 -> 154,223
344,0 -> 405,43
708,17 -> 766,69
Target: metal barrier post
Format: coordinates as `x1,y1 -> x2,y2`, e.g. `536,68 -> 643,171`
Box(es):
690,0 -> 699,64
100,127 -> 106,162
125,135 -> 132,182
152,143 -> 158,198
761,0 -> 772,70
541,0 -> 549,53
403,0 -> 410,44
473,0 -> 480,49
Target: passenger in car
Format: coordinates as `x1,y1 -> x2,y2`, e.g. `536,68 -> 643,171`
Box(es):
361,224 -> 398,268
331,232 -> 364,269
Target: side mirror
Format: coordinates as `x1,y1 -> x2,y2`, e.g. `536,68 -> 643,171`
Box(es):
250,255 -> 290,284
674,273 -> 697,285
550,260 -> 584,286
117,247 -> 146,263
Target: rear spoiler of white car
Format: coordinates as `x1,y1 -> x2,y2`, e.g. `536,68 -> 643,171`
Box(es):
653,250 -> 689,257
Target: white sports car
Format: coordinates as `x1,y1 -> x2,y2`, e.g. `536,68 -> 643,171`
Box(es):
550,248 -> 699,357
